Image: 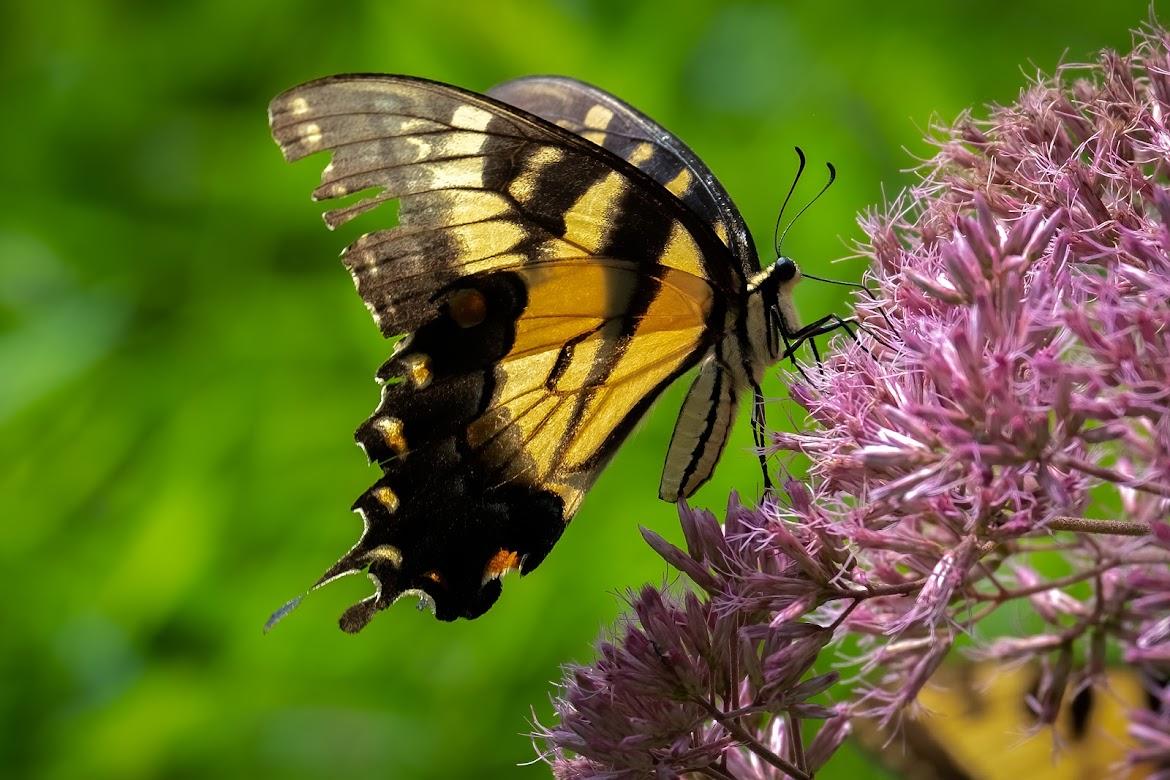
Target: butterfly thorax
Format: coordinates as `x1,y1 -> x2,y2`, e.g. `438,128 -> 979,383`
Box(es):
741,257 -> 802,382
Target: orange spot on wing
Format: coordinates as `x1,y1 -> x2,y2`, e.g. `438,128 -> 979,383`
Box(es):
373,417 -> 408,455
483,549 -> 522,582
372,486 -> 400,512
448,288 -> 487,328
406,354 -> 432,388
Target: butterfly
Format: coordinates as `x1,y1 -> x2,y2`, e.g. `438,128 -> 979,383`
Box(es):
853,662 -> 1157,780
267,75 -> 841,630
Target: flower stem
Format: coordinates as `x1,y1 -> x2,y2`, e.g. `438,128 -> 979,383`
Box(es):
1055,456 -> 1170,499
697,698 -> 811,780
790,715 -> 807,774
701,764 -> 738,780
832,579 -> 927,599
1046,516 -> 1150,536
973,559 -> 1116,602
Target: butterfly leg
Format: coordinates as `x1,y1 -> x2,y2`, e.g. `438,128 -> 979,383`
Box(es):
832,310 -> 898,352
783,313 -> 877,365
799,271 -> 899,341
751,382 -> 774,493
777,324 -> 815,383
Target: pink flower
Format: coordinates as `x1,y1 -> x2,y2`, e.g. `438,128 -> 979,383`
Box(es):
774,23 -> 1170,727
535,501 -> 838,780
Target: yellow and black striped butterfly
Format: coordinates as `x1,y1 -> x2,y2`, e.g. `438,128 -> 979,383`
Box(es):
268,75 -> 823,630
855,662 -> 1156,780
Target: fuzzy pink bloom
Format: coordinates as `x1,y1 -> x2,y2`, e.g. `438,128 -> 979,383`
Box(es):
535,499 -> 839,779
774,24 -> 1170,727
539,24 -> 1170,778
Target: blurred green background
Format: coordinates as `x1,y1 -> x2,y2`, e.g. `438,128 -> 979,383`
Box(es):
0,1 -> 1156,777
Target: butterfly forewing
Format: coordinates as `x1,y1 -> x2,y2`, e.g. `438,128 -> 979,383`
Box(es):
269,75 -> 737,627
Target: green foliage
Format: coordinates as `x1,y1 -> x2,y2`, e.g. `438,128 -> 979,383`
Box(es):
0,1 -> 1153,777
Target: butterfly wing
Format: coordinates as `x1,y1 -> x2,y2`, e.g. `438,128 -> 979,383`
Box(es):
269,75 -> 737,628
854,663 -> 1154,780
488,76 -> 760,276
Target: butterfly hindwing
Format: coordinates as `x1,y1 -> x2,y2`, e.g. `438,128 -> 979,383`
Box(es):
269,75 -> 735,626
488,76 -> 759,276
854,662 -> 1155,780
658,354 -> 738,501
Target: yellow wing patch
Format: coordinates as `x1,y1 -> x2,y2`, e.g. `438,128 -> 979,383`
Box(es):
581,104 -> 614,146
666,167 -> 693,197
467,259 -> 714,511
859,663 -> 1153,780
565,171 -> 628,253
660,220 -> 705,278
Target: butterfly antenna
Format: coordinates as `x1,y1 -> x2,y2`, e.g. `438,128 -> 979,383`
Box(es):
777,161 -> 836,252
772,146 -> 807,255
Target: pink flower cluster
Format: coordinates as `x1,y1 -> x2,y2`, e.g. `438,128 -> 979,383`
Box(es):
537,499 -> 849,780
538,24 -> 1170,779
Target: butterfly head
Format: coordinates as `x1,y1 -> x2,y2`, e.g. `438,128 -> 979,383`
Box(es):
745,256 -> 802,374
745,148 -> 835,372
768,255 -> 799,286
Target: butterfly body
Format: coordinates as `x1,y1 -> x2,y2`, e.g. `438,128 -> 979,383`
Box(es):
269,75 -> 803,629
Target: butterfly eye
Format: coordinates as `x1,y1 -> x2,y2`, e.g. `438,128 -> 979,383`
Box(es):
773,257 -> 798,283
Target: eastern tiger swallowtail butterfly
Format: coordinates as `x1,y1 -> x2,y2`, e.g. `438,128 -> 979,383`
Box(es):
268,75 -> 836,630
854,662 -> 1156,780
